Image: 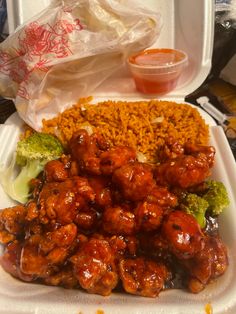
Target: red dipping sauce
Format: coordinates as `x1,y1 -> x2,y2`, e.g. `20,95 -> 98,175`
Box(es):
128,48 -> 188,95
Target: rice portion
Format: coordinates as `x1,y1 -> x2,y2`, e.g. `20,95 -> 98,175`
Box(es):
42,98 -> 209,162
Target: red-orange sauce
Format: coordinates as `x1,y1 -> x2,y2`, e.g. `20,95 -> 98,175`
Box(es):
129,48 -> 186,95
132,72 -> 179,94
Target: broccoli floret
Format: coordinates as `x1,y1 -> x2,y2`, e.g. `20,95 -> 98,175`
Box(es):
179,180 -> 230,228
0,132 -> 64,204
16,132 -> 63,166
202,180 -> 230,216
180,193 -> 209,228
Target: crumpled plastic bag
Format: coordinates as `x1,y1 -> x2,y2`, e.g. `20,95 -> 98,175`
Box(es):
0,0 -> 162,130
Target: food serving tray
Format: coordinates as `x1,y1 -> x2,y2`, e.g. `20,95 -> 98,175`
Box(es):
0,105 -> 236,314
2,1 -> 236,313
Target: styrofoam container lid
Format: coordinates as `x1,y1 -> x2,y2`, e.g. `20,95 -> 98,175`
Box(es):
6,0 -> 215,99
3,1 -> 236,314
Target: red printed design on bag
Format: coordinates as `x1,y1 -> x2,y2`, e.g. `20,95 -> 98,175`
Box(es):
0,51 -> 10,72
10,60 -> 31,83
55,19 -> 83,34
62,6 -> 74,13
18,20 -> 83,60
34,59 -> 50,72
0,51 -> 15,74
17,85 -> 30,100
0,17 -> 83,99
0,51 -> 35,83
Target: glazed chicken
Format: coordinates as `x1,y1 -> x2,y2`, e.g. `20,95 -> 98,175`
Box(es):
0,130 -> 228,298
154,142 -> 216,188
162,210 -> 205,259
112,162 -> 156,201
70,238 -> 118,296
119,257 -> 169,297
185,235 -> 228,293
68,129 -> 104,175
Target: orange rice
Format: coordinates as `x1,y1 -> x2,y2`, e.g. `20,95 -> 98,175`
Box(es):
42,98 -> 209,161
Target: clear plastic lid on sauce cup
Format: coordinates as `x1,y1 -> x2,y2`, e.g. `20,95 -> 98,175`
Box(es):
128,48 -> 188,95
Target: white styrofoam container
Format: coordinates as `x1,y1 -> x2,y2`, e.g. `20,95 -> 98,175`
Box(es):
1,1 -> 236,314
1,108 -> 236,314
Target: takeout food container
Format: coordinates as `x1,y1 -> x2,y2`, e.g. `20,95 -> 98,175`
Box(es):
127,48 -> 188,95
1,0 -> 236,314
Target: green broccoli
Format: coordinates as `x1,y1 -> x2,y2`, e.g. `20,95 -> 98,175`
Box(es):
180,193 -> 209,228
0,132 -> 64,204
179,180 -> 230,228
202,180 -> 230,216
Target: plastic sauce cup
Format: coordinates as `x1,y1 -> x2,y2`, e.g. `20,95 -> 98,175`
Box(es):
128,48 -> 188,95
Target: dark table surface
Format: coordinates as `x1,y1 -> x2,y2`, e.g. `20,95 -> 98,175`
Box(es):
0,98 -> 16,124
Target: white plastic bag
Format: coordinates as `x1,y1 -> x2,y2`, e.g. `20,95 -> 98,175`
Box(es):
0,0 -> 162,130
